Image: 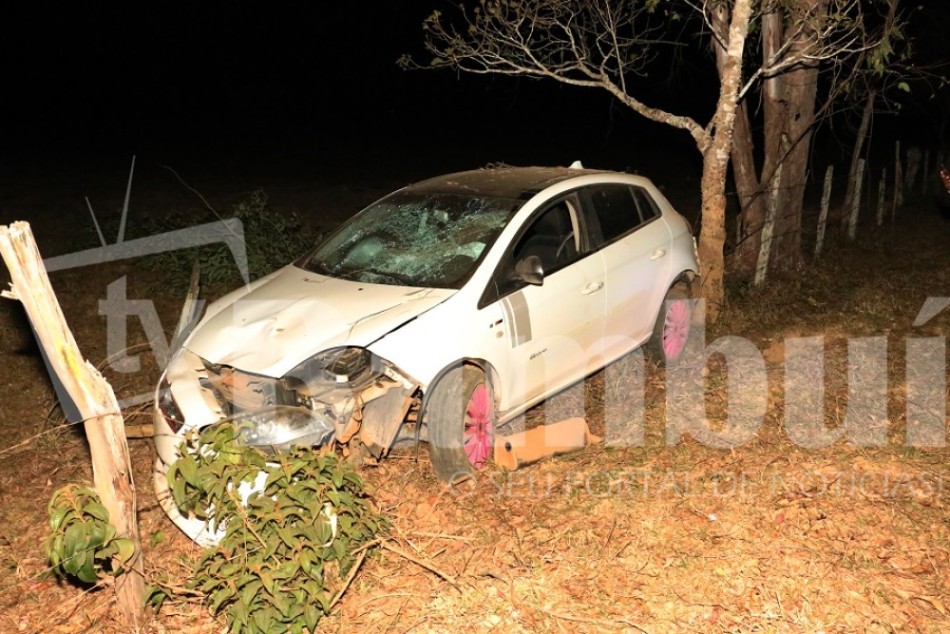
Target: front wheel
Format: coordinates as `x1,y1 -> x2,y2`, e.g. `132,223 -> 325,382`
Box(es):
426,365 -> 495,482
647,281 -> 693,366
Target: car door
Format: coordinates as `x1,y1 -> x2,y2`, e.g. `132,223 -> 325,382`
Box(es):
481,195 -> 605,411
581,184 -> 672,364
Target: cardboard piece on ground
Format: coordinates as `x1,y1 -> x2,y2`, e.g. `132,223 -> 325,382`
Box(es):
494,417 -> 600,470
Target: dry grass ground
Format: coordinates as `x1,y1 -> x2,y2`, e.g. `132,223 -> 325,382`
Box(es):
0,186 -> 948,632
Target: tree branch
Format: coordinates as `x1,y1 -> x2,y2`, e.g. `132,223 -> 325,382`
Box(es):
405,0 -> 708,149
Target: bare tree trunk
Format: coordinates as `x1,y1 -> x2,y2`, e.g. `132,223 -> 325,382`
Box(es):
848,158 -> 866,240
893,140 -> 904,222
699,0 -> 754,319
771,0 -> 828,273
815,165 -> 834,257
730,99 -> 767,274
0,222 -> 144,629
761,9 -> 786,184
772,69 -> 818,271
877,169 -> 887,226
711,11 -> 767,278
718,3 -> 821,278
905,146 -> 921,190
842,89 -> 876,227
755,144 -> 786,285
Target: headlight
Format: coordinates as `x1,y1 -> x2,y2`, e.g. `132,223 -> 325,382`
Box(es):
157,376 -> 184,433
283,347 -> 378,393
230,406 -> 335,453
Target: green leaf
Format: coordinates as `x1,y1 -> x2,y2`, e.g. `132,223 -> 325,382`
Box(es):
149,530 -> 165,547
273,593 -> 291,618
147,585 -> 168,611
230,600 -> 249,628
177,454 -> 199,487
114,538 -> 137,566
252,609 -> 272,632
76,558 -> 99,584
84,501 -> 109,522
210,587 -> 236,614
304,603 -> 321,630
241,579 -> 263,606
49,504 -> 70,532
63,522 -> 85,560
317,589 -> 332,613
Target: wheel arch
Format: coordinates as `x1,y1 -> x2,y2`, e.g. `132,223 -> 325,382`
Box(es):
674,269 -> 701,297
419,357 -> 501,422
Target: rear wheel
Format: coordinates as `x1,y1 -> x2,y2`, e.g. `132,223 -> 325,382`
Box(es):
647,281 -> 693,365
427,365 -> 495,482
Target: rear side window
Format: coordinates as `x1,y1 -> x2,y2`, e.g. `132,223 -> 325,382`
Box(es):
587,184 -> 664,248
588,185 -> 640,243
633,188 -> 661,220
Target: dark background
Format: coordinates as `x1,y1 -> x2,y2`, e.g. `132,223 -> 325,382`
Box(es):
0,2 -> 705,184
0,1 -> 944,226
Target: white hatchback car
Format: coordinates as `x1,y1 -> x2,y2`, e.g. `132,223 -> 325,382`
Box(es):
153,164 -> 699,541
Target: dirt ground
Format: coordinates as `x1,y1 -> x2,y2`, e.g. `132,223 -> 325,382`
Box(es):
0,167 -> 948,633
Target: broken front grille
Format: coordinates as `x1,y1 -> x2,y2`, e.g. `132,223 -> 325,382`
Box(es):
201,363 -> 294,414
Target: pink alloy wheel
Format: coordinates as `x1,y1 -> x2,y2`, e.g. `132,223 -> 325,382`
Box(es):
662,299 -> 691,360
463,384 -> 494,468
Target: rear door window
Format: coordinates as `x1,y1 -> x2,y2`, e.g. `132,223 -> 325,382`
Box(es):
588,185 -> 639,244
585,184 -> 661,248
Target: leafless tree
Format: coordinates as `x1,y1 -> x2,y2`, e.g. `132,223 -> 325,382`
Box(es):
404,0 -> 893,307
403,0 -> 754,316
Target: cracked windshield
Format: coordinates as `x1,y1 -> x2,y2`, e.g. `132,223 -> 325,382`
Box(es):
304,191 -> 520,288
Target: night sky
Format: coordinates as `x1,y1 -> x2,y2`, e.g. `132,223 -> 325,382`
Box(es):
0,1 -> 944,187
0,2 -> 705,177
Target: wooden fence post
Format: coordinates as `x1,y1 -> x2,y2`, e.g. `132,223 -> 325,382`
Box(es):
815,165 -> 833,258
0,222 -> 144,628
848,159 -> 865,241
877,168 -> 887,226
893,141 -> 903,223
754,149 -> 784,286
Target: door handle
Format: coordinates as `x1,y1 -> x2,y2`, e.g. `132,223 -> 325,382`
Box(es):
581,281 -> 604,295
650,249 -> 667,260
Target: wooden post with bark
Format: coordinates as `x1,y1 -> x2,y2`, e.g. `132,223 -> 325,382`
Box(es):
815,165 -> 833,257
0,222 -> 144,628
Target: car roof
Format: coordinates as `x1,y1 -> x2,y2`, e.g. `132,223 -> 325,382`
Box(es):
405,165 -> 610,200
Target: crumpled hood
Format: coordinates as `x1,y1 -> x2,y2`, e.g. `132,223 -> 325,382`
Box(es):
184,266 -> 455,377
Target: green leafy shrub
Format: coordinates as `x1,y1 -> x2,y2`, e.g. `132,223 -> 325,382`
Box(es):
138,190 -> 320,290
45,485 -> 137,585
160,423 -> 386,633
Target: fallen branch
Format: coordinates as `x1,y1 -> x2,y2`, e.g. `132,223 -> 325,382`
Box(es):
544,608 -> 649,633
328,546 -> 371,611
381,540 -> 463,592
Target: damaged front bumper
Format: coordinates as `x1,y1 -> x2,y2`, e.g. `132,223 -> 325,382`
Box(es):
153,347 -> 419,543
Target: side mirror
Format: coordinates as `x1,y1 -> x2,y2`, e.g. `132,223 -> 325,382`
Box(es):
514,255 -> 544,286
